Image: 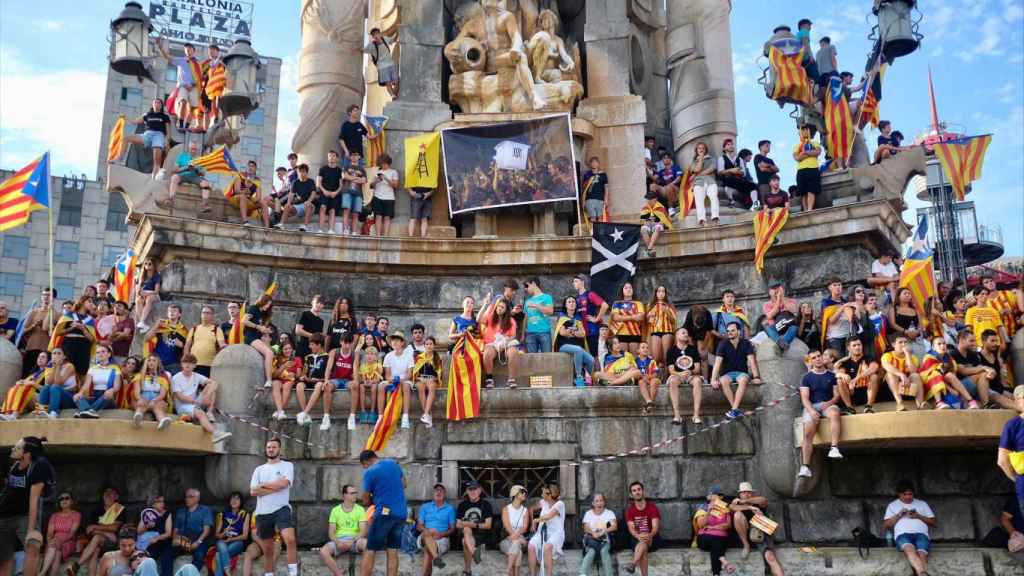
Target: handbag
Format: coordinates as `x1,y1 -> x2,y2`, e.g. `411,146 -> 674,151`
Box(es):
582,533 -> 607,552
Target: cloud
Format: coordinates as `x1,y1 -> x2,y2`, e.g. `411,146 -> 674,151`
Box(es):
996,81 -> 1017,104
32,20 -> 64,32
0,48 -> 105,176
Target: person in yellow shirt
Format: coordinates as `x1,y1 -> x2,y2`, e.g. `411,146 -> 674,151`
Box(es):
880,336 -> 924,411
184,306 -> 221,377
966,288 -> 1008,349
982,275 -> 1021,338
791,125 -> 822,212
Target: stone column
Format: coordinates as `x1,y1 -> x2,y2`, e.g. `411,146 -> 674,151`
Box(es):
665,0 -> 737,162
576,0 -> 648,222
381,0 -> 454,236
0,339 -> 22,399
292,0 -> 367,171
205,344 -> 267,499
1014,330 -> 1024,392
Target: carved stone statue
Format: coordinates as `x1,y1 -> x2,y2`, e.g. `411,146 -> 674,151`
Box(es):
444,0 -> 582,113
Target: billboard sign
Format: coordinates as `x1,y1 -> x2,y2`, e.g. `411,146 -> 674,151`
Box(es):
148,0 -> 254,47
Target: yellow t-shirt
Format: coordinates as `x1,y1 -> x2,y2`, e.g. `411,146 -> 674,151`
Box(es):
881,351 -> 918,374
793,141 -> 821,171
965,305 -> 1003,339
359,361 -> 383,382
188,324 -> 219,366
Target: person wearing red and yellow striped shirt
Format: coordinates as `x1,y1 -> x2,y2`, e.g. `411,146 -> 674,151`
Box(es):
611,282 -> 645,355
966,288 -> 1008,349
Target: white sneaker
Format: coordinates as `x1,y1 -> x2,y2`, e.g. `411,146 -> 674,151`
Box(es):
420,414 -> 433,428
798,465 -> 813,478
751,201 -> 762,211
0,413 -> 14,421
319,415 -> 331,431
347,413 -> 356,430
157,416 -> 172,430
264,380 -> 273,389
400,414 -> 410,429
297,411 -> 310,426
212,431 -> 232,443
298,225 -> 307,232
828,446 -> 843,459
155,168 -> 167,180
47,411 -> 58,420
271,410 -> 283,420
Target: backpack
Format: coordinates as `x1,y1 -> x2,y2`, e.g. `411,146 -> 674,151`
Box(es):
851,526 -> 886,558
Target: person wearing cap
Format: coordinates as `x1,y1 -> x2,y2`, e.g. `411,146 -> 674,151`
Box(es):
730,482 -> 784,575
694,485 -> 737,576
624,481 -> 660,575
98,527 -> 136,576
359,450 -> 407,576
523,278 -> 554,354
762,281 -> 799,352
456,481 -> 493,572
998,386 -> 1024,523
579,493 -> 617,576
382,331 -> 416,429
415,484 -> 455,575
500,485 -> 529,576
319,484 -> 367,576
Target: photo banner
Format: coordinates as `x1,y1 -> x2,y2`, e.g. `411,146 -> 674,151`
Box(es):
441,114 -> 578,216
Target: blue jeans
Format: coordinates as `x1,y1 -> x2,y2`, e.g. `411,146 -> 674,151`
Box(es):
766,324 -> 797,345
525,331 -> 552,353
559,344 -> 594,377
36,386 -> 74,412
76,391 -> 112,412
215,540 -> 245,576
579,541 -> 613,576
894,532 -> 930,553
174,540 -> 212,572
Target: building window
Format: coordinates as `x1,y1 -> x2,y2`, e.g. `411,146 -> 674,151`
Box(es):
243,136 -> 262,157
2,236 -> 29,259
164,66 -> 178,83
121,87 -> 143,107
458,461 -> 559,500
58,180 -> 84,227
101,245 -> 123,268
105,193 -> 130,232
0,273 -> 25,298
54,241 -> 79,264
246,108 -> 264,126
53,278 -> 75,300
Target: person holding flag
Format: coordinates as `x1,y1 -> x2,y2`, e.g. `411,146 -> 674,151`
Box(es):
143,305 -> 189,375
49,296 -> 97,383
18,287 -> 56,378
581,156 -> 610,229
639,191 -> 672,255
159,41 -> 205,132
0,351 -> 49,421
201,44 -> 226,131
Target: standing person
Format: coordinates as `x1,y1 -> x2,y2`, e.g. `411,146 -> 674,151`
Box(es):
623,482 -> 660,576
527,484 -> 565,576
20,288 -> 56,378
456,482 -> 493,574
250,438 -> 298,576
998,386 -> 1024,522
124,100 -> 171,179
326,297 -> 356,351
753,140 -> 779,205
582,157 -> 610,224
611,282 -> 645,355
815,36 -> 838,87
792,125 -> 822,212
371,155 -> 399,237
157,42 -> 203,132
448,296 -> 478,343
213,492 -> 250,576
415,484 -> 454,576
171,488 -> 214,572
364,28 -> 399,98
883,480 -> 937,576
967,287 -> 1010,349
646,286 -> 677,368
358,450 -> 407,576
522,278 -> 554,354
710,322 -> 763,420
184,306 -> 221,377
821,278 -> 852,354
579,493 -> 617,576
665,327 -> 704,425
294,295 -> 325,358
318,485 -> 367,576
109,301 -> 134,363
341,151 -> 368,236
0,436 -> 54,576
797,350 -> 843,479
316,151 -> 344,234
500,486 -> 529,576
407,184 -> 434,238
689,143 -> 719,227
338,105 -> 370,160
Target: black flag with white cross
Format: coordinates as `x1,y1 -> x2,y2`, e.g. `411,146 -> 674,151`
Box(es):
590,222 -> 642,303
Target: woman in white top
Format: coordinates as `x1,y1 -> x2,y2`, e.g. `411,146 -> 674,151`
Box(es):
500,485 -> 530,576
579,493 -> 617,576
528,483 -> 565,576
73,344 -> 122,417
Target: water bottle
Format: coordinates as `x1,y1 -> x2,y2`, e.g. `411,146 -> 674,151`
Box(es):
886,529 -> 894,548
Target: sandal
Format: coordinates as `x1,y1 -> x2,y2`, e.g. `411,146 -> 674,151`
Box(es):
692,415 -> 702,425
507,379 -> 517,389
672,417 -> 684,426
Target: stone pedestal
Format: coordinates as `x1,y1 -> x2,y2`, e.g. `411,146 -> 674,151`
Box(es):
0,339 -> 21,398
576,96 -> 648,222
755,338 -> 813,497
531,208 -> 556,237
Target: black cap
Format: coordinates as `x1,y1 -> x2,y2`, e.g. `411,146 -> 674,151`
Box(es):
465,481 -> 481,490
433,483 -> 446,491
769,280 -> 784,288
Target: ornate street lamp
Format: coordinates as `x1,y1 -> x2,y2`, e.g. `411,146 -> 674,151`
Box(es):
873,0 -> 922,61
109,1 -> 156,81
220,37 -> 262,118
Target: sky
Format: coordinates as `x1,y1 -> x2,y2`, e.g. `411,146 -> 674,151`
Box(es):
1,0 -> 1021,255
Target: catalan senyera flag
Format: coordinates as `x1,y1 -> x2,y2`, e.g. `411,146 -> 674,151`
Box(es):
365,116 -> 389,168
365,381 -> 403,452
2,367 -> 47,415
640,201 -> 673,230
49,311 -> 96,354
108,117 -> 126,162
768,46 -> 813,106
143,320 -> 189,358
190,145 -> 239,175
446,332 -> 484,421
824,77 -> 855,164
677,166 -> 694,219
899,256 -> 937,315
225,175 -> 261,216
264,281 -> 278,298
404,132 -> 441,189
858,63 -> 886,129
0,153 -> 50,233
933,135 -> 992,201
112,248 -> 137,304
752,207 -> 789,274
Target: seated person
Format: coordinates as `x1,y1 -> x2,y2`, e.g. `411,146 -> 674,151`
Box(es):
287,336 -> 328,421
172,488 -> 214,572
694,486 -> 737,576
881,336 -> 925,411
164,141 -> 213,211
270,339 -> 303,420
413,336 -> 443,428
131,355 -> 173,430
624,481 -> 659,576
834,339 -> 880,414
639,191 -> 671,254
74,344 -> 121,418
280,164 -> 315,231
874,121 -> 905,163
416,484 -> 455,574
0,351 -> 49,420
241,514 -> 281,576
172,354 -> 231,443
798,350 -> 843,479
950,329 -> 994,409
357,345 -> 383,425
318,484 -> 367,575
456,483 -> 493,573
75,486 -> 125,576
593,337 -> 641,386
918,336 -> 978,409
729,482 -> 784,575
634,341 -> 660,415
665,328 -> 704,425
978,329 -> 1015,409
298,333 -> 358,431
98,527 -> 137,576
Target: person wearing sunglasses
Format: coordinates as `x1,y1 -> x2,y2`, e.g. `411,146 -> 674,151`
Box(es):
414,484 -> 455,575
40,493 -> 81,576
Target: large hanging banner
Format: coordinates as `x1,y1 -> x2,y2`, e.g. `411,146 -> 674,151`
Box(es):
440,113 -> 578,215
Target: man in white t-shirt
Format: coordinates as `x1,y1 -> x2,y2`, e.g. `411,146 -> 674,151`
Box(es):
371,155 -> 399,237
250,438 -> 298,576
172,354 -> 231,443
382,332 -> 415,430
579,493 -> 617,576
868,253 -> 900,304
883,480 -> 936,576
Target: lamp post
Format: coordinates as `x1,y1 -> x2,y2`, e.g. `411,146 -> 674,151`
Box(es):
873,0 -> 922,62
220,37 -> 262,118
109,1 -> 156,81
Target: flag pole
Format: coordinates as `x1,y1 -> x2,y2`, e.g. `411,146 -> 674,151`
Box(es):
46,155 -> 54,330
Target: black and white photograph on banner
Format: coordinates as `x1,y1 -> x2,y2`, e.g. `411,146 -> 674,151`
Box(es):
440,113 -> 578,215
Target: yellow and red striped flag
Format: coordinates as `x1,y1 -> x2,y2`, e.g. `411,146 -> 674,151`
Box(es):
143,320 -> 189,358
108,117 -> 126,162
858,63 -> 886,129
752,207 -> 789,274
824,77 -> 855,164
899,256 -> 937,314
640,201 -> 673,230
1,367 -> 47,415
677,166 -> 694,220
191,145 -> 239,175
446,333 -> 484,421
227,302 -> 245,345
768,46 -> 813,106
365,383 -> 403,451
0,153 -> 50,233
933,135 -> 992,201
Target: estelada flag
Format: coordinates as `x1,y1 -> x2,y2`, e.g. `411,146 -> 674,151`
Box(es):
752,207 -> 788,274
768,45 -> 813,106
933,135 -> 992,201
446,333 -> 484,421
191,145 -> 239,175
899,256 -> 937,314
112,248 -> 137,304
365,116 -> 389,168
0,152 -> 50,233
404,132 -> 441,189
823,76 -> 854,164
365,381 -> 404,451
108,117 -> 126,162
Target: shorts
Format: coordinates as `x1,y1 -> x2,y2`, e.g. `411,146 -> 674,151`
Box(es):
366,514 -> 404,551
179,171 -> 204,185
292,203 -> 308,218
616,334 -> 642,344
795,168 -> 820,197
326,536 -> 363,556
377,65 -> 398,85
373,198 -> 395,219
894,532 -> 930,554
416,535 -> 450,556
802,401 -> 839,424
141,390 -> 160,402
410,194 -> 432,219
650,331 -> 673,338
341,192 -> 363,213
499,537 -> 524,556
723,371 -> 750,383
585,199 -> 605,220
315,194 -> 341,213
177,84 -> 201,107
641,221 -> 664,235
195,366 -> 211,378
256,506 -> 294,540
176,403 -> 197,416
142,130 -> 166,149
960,377 -> 977,397
330,378 -> 351,391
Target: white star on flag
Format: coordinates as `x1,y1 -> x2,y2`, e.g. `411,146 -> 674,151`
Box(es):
610,228 -> 624,242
